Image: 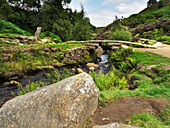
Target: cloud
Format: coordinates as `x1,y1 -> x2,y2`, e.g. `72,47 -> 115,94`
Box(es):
115,1 -> 147,14
102,0 -> 129,6
88,10 -> 117,27
69,0 -> 91,11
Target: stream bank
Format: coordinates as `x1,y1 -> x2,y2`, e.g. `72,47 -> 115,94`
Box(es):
0,46 -> 110,107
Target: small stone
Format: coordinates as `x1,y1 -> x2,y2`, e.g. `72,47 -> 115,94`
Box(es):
102,118 -> 110,121
76,68 -> 84,74
89,67 -> 95,71
9,76 -> 19,81
87,63 -> 99,68
10,80 -> 20,85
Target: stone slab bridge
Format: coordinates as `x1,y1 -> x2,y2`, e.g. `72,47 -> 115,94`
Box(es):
79,40 -> 157,49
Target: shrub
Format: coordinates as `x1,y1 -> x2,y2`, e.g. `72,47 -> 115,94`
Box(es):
110,29 -> 132,41
89,70 -> 128,91
40,31 -> 62,43
0,19 -> 31,36
11,81 -> 46,96
109,48 -> 138,73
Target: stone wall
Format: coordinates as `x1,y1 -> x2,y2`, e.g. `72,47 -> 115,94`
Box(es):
61,46 -> 97,64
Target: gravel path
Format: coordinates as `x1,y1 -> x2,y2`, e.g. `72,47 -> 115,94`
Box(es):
135,44 -> 170,58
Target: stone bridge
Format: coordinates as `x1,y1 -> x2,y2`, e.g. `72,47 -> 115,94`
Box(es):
79,40 -> 157,49
79,40 -> 133,47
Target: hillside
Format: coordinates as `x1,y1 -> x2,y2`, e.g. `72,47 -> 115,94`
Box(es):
95,0 -> 170,44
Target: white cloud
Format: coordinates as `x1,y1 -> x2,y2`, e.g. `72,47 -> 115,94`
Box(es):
115,1 -> 147,14
69,0 -> 91,11
102,0 -> 129,6
88,10 -> 117,27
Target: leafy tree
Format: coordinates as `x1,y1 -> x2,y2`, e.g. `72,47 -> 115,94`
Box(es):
147,0 -> 157,7
72,18 -> 92,41
52,19 -> 72,41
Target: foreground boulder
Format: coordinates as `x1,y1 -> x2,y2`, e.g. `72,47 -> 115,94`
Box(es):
0,73 -> 100,128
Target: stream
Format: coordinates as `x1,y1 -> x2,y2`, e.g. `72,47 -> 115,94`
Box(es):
0,53 -> 110,107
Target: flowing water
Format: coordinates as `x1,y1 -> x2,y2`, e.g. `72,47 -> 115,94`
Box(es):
96,54 -> 110,75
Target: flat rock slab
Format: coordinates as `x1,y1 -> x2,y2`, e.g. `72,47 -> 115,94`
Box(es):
0,73 -> 100,128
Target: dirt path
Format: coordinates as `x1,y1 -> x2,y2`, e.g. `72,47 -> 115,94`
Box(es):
135,44 -> 170,58
85,97 -> 169,128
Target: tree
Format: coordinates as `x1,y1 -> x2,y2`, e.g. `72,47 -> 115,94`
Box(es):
147,0 -> 157,7
52,19 -> 72,41
71,18 -> 92,41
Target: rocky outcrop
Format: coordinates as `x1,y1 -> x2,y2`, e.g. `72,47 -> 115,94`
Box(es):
0,73 -> 100,128
93,123 -> 137,128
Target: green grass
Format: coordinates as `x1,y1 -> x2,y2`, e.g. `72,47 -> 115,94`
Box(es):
0,19 -> 32,36
0,42 -> 85,50
130,50 -> 170,65
126,111 -> 170,128
0,39 -> 18,47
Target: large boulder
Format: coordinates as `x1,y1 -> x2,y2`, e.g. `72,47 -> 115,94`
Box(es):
0,73 -> 100,128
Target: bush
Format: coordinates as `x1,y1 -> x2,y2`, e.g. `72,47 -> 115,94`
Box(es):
40,31 -> 62,43
108,48 -> 138,73
89,70 -> 128,91
110,29 -> 132,41
71,18 -> 92,41
0,19 -> 31,36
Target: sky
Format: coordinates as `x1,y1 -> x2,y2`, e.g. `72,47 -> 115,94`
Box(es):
69,0 -> 148,27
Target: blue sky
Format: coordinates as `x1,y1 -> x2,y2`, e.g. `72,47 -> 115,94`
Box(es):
69,0 -> 148,27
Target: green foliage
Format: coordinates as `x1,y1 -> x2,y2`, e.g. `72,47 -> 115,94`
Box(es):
127,112 -> 168,128
158,0 -> 164,8
47,68 -> 75,84
159,105 -> 170,125
130,50 -> 170,65
52,19 -> 72,41
89,70 -> 128,91
109,48 -> 138,73
0,19 -> 31,36
71,18 -> 92,41
99,51 -> 170,106
54,52 -> 64,60
109,29 -> 132,41
11,81 -> 46,96
40,31 -> 62,43
0,39 -> 18,47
